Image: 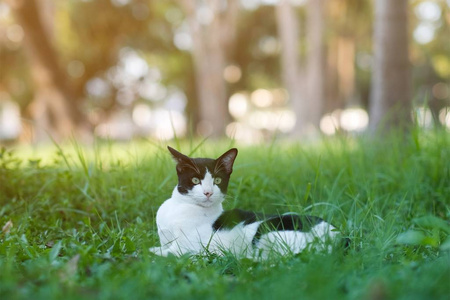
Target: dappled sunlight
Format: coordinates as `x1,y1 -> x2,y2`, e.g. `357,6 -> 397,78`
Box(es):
340,108 -> 369,132
0,93 -> 21,140
320,108 -> 369,135
228,93 -> 248,119
251,89 -> 273,108
226,88 -> 295,141
5,23 -> 23,44
131,106 -> 187,140
432,82 -> 449,100
223,65 -> 242,83
414,107 -> 434,128
439,108 -> 450,129
86,77 -> 111,99
95,112 -> 135,141
226,122 -> 263,143
0,0 -> 448,144
147,109 -> 186,140
320,113 -> 339,136
248,110 -> 295,131
67,60 -> 85,79
413,1 -> 442,44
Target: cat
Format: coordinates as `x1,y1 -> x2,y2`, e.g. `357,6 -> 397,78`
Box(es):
149,147 -> 341,259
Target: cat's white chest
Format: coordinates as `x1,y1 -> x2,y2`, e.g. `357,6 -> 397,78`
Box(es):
154,195 -> 222,254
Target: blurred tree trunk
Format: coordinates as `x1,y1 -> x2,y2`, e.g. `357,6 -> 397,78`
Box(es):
305,0 -> 326,132
276,0 -> 326,137
275,0 -> 306,136
325,36 -> 355,112
337,37 -> 355,106
7,0 -> 88,143
179,0 -> 239,138
369,0 -> 411,133
325,37 -> 339,112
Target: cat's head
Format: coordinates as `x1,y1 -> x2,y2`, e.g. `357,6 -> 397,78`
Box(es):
168,146 -> 238,207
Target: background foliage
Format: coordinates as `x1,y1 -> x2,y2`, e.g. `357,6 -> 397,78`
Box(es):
0,0 -> 449,141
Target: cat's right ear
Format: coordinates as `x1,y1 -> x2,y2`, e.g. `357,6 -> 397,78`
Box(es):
168,146 -> 189,163
168,146 -> 197,173
167,146 -> 194,170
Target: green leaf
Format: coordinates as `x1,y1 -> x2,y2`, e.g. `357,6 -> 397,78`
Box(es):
123,236 -> 136,253
421,236 -> 439,247
413,216 -> 450,234
440,235 -> 450,251
49,241 -> 62,262
112,241 -> 121,255
397,230 -> 426,245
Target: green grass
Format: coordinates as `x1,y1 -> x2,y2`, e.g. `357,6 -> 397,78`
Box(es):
1,132 -> 449,299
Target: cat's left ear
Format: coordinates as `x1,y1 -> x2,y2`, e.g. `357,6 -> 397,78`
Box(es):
215,148 -> 238,175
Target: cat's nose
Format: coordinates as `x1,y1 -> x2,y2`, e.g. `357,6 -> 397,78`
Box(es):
204,191 -> 213,198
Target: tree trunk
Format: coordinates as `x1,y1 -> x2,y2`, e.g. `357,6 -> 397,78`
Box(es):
325,37 -> 339,113
277,0 -> 326,136
275,0 -> 306,136
369,0 -> 411,133
337,37 -> 355,106
305,0 -> 326,131
7,0 -> 88,143
180,0 -> 239,138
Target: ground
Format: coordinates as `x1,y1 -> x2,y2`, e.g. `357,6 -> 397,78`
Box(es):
0,132 -> 449,299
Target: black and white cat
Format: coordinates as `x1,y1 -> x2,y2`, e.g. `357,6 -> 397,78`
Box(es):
149,147 -> 340,258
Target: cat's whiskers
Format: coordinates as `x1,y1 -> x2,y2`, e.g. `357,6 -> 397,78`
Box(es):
222,194 -> 235,202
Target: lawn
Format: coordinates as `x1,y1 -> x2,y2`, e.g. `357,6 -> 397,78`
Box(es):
1,132 -> 449,299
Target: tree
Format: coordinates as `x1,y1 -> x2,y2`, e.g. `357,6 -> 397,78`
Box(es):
369,0 -> 411,132
275,0 -> 305,135
6,0 -> 88,142
179,0 -> 240,138
305,0 -> 326,131
326,0 -> 372,112
276,0 -> 327,137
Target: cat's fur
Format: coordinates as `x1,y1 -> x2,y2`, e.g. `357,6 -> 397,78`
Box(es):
149,147 -> 339,258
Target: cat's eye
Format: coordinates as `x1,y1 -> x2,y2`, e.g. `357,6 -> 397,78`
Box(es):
192,177 -> 200,184
214,177 -> 222,184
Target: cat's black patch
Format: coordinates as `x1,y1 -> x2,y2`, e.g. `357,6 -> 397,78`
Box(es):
214,210 -> 325,246
213,209 -> 264,231
251,214 -> 324,246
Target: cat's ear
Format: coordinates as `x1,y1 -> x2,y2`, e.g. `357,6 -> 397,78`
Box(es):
167,146 -> 190,164
215,148 -> 238,175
